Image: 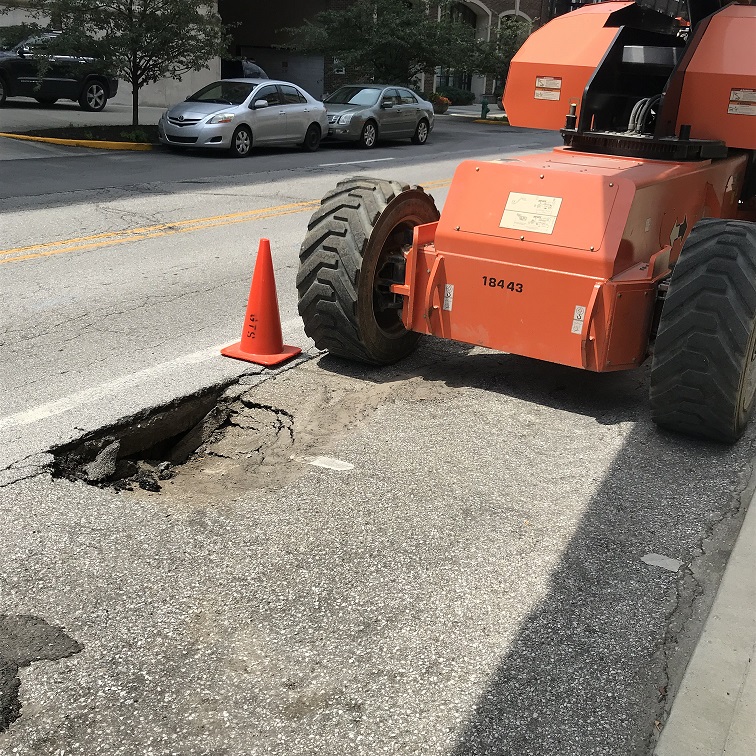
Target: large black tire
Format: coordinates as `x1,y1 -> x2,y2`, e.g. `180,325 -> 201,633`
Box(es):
78,79 -> 107,111
0,75 -> 7,107
650,219 -> 756,443
296,177 -> 440,364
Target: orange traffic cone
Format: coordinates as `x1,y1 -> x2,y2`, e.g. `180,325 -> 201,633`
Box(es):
221,238 -> 302,366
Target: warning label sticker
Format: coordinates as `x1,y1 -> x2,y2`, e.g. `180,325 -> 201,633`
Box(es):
536,76 -> 562,90
571,305 -> 586,335
500,192 -> 563,235
729,89 -> 756,115
443,284 -> 454,312
534,75 -> 562,101
728,102 -> 756,116
730,88 -> 756,103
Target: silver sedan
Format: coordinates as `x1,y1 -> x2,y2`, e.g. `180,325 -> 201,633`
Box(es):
158,78 -> 328,157
324,85 -> 434,148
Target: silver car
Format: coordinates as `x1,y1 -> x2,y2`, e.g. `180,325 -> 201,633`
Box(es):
158,78 -> 328,157
324,85 -> 434,148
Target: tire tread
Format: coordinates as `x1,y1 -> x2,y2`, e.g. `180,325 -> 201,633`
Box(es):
296,177 -> 434,363
650,219 -> 756,442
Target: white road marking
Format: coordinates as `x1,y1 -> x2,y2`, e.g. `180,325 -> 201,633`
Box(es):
0,345 -> 225,430
0,319 -> 303,431
318,157 -> 395,167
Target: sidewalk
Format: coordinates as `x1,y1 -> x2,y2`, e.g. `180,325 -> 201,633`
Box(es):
0,99 -> 498,136
655,489 -> 756,755
0,96 -> 166,134
443,102 -> 508,121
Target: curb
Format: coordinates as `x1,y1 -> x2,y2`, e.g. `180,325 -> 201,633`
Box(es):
442,112 -> 510,125
654,486 -> 756,756
0,132 -> 153,151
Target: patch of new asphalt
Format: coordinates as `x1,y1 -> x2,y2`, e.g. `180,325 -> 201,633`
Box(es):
0,616 -> 82,731
1,338 -> 753,755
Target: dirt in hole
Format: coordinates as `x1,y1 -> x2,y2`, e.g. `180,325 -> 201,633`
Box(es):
53,357 -> 457,503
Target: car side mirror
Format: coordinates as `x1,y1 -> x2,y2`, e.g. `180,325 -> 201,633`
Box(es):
381,98 -> 393,109
253,99 -> 269,109
17,46 -> 30,57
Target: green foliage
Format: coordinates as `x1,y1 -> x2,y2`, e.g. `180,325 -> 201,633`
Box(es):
436,85 -> 475,106
473,17 -> 531,83
119,127 -> 150,143
0,23 -> 45,49
2,0 -> 232,125
283,0 -> 479,85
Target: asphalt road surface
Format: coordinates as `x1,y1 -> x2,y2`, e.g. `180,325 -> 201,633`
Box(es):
1,117 -> 754,755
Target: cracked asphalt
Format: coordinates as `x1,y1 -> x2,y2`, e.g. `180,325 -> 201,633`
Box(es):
1,117 -> 754,754
2,344 -> 754,755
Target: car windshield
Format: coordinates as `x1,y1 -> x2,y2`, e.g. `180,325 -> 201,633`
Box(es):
325,87 -> 381,106
187,81 -> 256,105
10,34 -> 57,53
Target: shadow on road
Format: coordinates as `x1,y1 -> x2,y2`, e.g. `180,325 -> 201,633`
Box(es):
319,339 -> 756,755
0,99 -> 82,112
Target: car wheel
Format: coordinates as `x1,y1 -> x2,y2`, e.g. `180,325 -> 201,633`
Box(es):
79,80 -> 107,112
229,126 -> 252,157
411,118 -> 429,145
0,76 -> 7,107
301,123 -> 321,152
35,97 -> 58,106
359,120 -> 377,149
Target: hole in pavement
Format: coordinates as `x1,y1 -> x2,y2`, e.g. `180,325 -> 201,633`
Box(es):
51,383 -> 294,496
50,356 -> 461,499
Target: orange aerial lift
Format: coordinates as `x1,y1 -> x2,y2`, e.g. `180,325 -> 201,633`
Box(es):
297,0 -> 756,443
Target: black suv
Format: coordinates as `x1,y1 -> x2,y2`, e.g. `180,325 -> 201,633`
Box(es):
0,32 -> 118,111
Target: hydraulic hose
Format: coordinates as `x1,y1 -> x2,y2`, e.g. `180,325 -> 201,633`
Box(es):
627,97 -> 648,132
636,93 -> 662,134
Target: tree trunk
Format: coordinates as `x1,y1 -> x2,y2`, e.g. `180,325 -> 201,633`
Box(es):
132,84 -> 139,128
131,55 -> 139,127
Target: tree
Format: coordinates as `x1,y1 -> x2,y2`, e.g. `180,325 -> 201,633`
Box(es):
0,23 -> 45,49
283,0 -> 478,88
3,0 -> 231,126
472,16 -> 531,92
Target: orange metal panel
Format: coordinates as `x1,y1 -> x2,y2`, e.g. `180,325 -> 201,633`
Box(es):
395,151 -> 748,372
676,5 -> 756,149
604,284 -> 655,369
409,246 -> 602,369
503,2 -> 629,130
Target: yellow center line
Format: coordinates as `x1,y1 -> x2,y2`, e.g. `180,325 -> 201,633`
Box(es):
0,199 -> 320,258
0,179 -> 452,266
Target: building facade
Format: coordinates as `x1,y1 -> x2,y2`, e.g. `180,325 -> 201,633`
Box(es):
220,1 -> 545,101
1,0 -> 553,106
